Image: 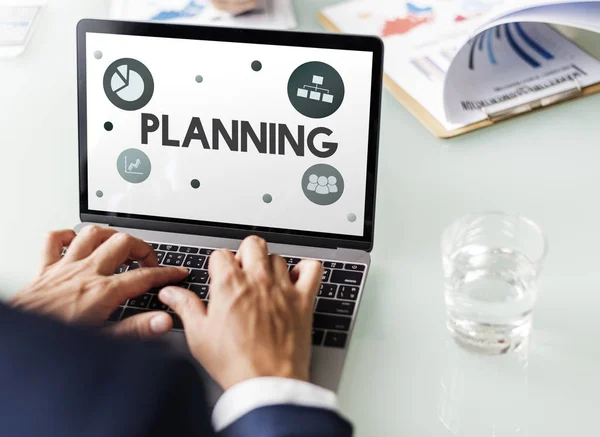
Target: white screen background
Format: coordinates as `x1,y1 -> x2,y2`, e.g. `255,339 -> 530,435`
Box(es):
86,33 -> 373,236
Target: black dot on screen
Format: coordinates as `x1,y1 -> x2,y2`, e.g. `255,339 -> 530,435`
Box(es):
191,179 -> 201,189
195,75 -> 203,83
251,61 -> 262,72
96,190 -> 104,198
104,122 -> 113,131
262,194 -> 272,204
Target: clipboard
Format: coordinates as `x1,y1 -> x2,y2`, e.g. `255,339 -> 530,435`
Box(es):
318,12 -> 600,139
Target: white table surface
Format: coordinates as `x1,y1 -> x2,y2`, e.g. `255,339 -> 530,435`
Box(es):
2,1 -> 600,436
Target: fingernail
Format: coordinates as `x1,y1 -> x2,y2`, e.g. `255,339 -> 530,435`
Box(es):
150,313 -> 170,334
160,287 -> 174,301
177,267 -> 190,274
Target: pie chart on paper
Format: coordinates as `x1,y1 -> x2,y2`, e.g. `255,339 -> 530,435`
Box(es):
103,58 -> 154,111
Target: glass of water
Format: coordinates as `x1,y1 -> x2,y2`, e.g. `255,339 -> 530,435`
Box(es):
441,212 -> 548,354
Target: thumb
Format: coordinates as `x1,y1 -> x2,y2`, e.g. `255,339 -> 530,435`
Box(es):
159,286 -> 207,331
106,311 -> 173,340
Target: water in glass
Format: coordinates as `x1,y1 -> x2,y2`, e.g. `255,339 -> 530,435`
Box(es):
442,213 -> 546,354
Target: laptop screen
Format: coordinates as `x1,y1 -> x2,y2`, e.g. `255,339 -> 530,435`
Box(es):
83,29 -> 378,240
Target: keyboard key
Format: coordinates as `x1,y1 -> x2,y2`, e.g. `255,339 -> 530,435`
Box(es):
159,244 -> 179,252
324,261 -> 344,269
108,307 -> 124,322
322,269 -> 332,283
128,262 -> 141,270
184,255 -> 206,269
189,284 -> 209,299
319,284 -> 337,298
163,253 -> 185,266
324,332 -> 348,348
115,265 -> 128,274
312,329 -> 325,346
199,248 -> 215,256
121,307 -> 150,320
170,314 -> 184,330
188,269 -> 209,284
337,286 -> 359,301
313,314 -> 351,331
127,293 -> 152,309
154,251 -> 165,264
330,269 -> 363,286
345,264 -> 366,272
316,299 -> 355,316
284,257 -> 301,265
148,295 -> 169,311
148,243 -> 159,249
179,246 -> 199,254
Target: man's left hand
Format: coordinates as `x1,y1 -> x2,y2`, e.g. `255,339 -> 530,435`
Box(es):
9,226 -> 189,340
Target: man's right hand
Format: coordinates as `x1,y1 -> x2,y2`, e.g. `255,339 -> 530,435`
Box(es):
159,236 -> 323,390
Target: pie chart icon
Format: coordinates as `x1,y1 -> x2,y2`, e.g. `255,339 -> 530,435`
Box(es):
103,58 -> 154,111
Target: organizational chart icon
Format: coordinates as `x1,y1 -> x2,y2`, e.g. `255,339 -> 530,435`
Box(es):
296,75 -> 335,104
288,61 -> 345,119
302,164 -> 344,205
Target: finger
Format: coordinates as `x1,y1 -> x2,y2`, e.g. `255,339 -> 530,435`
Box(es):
270,254 -> 292,288
40,229 -> 77,270
63,225 -> 117,262
213,0 -> 256,14
110,266 -> 189,303
291,260 -> 323,299
90,232 -> 158,275
236,236 -> 271,286
159,287 -> 207,330
106,311 -> 172,340
208,249 -> 243,289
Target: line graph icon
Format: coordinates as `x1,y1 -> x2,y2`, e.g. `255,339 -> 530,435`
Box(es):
117,148 -> 151,184
125,157 -> 144,175
297,75 -> 335,104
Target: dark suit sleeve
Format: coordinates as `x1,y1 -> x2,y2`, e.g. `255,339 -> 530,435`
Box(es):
220,405 -> 353,437
0,303 -> 353,437
0,303 -> 213,437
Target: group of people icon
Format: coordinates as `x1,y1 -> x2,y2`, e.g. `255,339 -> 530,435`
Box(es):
307,174 -> 339,195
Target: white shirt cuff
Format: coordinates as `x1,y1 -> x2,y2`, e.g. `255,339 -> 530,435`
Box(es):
212,377 -> 338,432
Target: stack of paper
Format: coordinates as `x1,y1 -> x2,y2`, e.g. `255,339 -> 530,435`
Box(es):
321,0 -> 600,137
110,0 -> 297,30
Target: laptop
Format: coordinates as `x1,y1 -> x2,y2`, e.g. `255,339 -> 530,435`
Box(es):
76,19 -> 383,402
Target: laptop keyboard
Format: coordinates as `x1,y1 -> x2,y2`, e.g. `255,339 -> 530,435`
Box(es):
108,242 -> 366,349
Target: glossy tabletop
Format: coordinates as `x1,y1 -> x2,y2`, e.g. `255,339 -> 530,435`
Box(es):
1,1 -> 600,436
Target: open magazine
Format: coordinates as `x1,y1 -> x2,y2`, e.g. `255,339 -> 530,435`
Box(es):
321,0 -> 600,137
